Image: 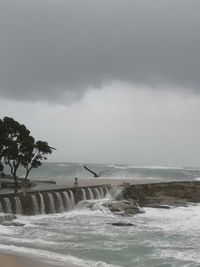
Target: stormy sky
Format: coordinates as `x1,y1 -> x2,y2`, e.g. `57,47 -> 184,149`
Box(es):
0,0 -> 200,166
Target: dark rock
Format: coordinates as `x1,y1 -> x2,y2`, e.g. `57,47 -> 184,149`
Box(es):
1,221 -> 25,226
108,222 -> 135,226
143,196 -> 188,207
76,199 -> 145,216
145,204 -> 170,209
102,200 -> 145,216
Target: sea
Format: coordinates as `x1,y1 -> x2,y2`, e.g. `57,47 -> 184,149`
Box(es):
1,162 -> 200,267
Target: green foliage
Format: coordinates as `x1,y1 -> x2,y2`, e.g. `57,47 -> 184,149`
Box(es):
0,116 -> 55,187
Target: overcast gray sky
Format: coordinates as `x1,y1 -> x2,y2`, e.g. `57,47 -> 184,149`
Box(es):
0,0 -> 200,166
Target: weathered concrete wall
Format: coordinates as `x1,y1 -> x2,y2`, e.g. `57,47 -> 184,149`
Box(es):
0,184 -> 111,215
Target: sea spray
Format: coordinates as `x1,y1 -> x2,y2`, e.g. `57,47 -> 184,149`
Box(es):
14,196 -> 23,214
62,191 -> 71,210
88,187 -> 94,200
69,190 -> 75,208
47,193 -> 56,214
39,193 -> 45,214
81,188 -> 86,200
55,192 -> 65,213
30,195 -> 40,215
94,188 -> 101,199
105,186 -> 109,198
99,186 -> 104,198
75,199 -> 113,216
107,186 -> 124,200
3,198 -> 12,214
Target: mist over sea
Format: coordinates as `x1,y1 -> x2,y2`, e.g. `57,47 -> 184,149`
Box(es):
15,162 -> 200,184
1,163 -> 200,266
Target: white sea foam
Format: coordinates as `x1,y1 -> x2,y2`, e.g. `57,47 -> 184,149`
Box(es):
1,205 -> 200,266
1,182 -> 200,267
142,205 -> 200,234
157,247 -> 200,265
127,165 -> 185,170
106,164 -> 128,170
145,176 -> 163,180
0,225 -> 16,235
106,164 -> 200,171
57,163 -> 69,167
0,235 -> 60,247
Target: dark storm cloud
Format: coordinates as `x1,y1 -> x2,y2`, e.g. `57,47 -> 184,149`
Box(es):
0,0 -> 199,102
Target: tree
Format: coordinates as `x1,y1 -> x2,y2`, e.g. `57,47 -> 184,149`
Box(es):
21,140 -> 54,183
0,162 -> 4,177
0,119 -> 6,177
0,119 -> 7,164
0,116 -> 55,187
2,117 -> 31,187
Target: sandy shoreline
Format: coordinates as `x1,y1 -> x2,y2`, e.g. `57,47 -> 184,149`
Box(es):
0,254 -> 77,267
0,254 -> 47,267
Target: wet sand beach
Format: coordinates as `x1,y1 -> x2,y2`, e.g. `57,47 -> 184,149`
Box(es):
0,254 -> 77,267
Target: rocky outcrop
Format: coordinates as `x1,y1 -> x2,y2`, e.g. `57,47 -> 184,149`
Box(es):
102,200 -> 144,216
76,199 -> 144,216
123,181 -> 200,207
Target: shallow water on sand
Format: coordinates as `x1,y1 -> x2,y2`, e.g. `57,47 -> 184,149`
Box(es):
0,201 -> 200,267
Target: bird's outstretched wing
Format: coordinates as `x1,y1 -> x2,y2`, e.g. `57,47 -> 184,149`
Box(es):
83,165 -> 99,177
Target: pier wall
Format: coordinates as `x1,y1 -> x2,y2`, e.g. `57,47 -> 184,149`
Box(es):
0,184 -> 111,215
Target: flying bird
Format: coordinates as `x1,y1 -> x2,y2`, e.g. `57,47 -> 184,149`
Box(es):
83,165 -> 109,178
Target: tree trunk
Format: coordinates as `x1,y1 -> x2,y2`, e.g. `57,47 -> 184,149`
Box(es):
12,162 -> 19,188
24,167 -> 32,184
13,175 -> 18,188
13,167 -> 18,188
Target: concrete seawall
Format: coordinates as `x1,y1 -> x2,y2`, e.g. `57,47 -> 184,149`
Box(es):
0,184 -> 111,215
1,179 -> 200,215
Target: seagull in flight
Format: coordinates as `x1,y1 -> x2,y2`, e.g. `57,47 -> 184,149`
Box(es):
83,165 -> 109,178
